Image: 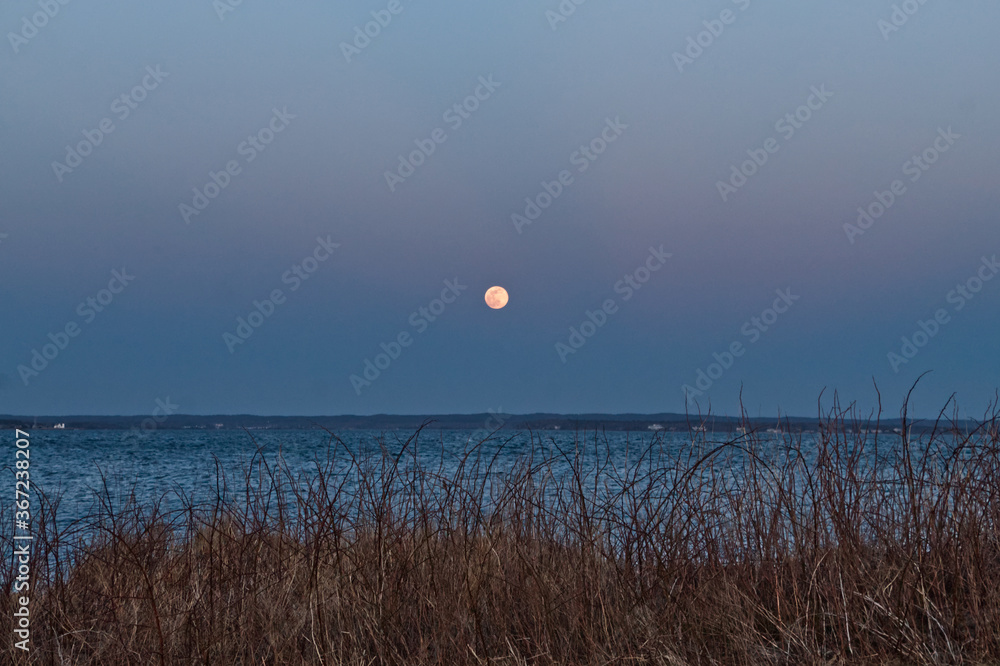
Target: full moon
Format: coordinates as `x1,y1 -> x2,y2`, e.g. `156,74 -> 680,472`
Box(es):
485,286 -> 509,309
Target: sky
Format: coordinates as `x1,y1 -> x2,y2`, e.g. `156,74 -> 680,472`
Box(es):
1,0 -> 998,419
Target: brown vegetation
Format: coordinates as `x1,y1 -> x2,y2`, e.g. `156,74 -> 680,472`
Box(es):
4,397 -> 1000,664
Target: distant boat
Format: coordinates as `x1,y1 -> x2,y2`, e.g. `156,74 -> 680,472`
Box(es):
648,424 -> 664,431
692,425 -> 706,433
53,423 -> 65,429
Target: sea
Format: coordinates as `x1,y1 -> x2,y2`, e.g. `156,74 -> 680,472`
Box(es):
8,426 -> 940,532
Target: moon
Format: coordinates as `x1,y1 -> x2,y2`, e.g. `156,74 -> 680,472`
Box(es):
484,286 -> 509,310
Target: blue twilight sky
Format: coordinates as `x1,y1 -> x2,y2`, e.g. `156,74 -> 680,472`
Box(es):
1,1 -> 997,419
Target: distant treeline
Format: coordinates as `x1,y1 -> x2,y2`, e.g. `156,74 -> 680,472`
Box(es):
0,412 -> 970,433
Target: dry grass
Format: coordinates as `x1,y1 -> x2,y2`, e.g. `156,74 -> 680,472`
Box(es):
4,395 -> 1000,665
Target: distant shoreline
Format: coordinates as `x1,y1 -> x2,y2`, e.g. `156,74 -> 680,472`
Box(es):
0,411 -> 970,434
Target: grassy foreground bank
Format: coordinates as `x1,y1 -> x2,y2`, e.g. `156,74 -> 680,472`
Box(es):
4,400 -> 1000,665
